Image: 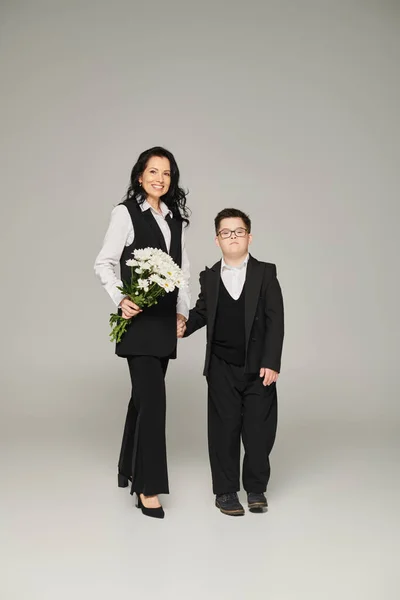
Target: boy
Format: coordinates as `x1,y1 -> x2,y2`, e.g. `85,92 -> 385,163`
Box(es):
178,208 -> 284,516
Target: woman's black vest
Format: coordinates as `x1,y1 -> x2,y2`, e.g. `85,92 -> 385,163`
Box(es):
115,199 -> 182,358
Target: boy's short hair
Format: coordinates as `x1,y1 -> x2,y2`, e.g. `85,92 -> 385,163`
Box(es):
214,208 -> 251,234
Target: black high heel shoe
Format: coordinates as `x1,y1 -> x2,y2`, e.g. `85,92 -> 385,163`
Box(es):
118,474 -> 129,488
136,494 -> 165,519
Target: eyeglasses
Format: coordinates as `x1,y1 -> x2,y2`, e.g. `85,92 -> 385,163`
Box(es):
217,227 -> 248,239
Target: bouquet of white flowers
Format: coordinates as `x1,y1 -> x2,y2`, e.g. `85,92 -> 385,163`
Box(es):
109,247 -> 187,343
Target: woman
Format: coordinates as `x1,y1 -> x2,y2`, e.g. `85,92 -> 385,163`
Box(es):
94,147 -> 190,519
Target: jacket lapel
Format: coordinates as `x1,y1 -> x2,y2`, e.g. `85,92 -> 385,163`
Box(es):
206,260 -> 221,342
244,255 -> 265,349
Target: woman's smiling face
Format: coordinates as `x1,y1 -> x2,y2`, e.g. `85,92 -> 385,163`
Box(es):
139,156 -> 171,200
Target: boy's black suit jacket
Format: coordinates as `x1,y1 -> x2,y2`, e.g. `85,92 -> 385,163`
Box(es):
184,255 -> 284,376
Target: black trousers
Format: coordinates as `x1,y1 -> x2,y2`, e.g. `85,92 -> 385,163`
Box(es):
206,354 -> 278,495
118,356 -> 169,496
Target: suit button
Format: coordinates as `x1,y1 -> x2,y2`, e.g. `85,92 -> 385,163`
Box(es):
255,317 -> 259,321
251,337 -> 256,342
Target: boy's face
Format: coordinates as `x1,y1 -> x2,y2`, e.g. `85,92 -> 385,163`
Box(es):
215,217 -> 252,259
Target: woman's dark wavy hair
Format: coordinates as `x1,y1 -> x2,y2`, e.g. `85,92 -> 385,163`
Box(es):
122,146 -> 190,225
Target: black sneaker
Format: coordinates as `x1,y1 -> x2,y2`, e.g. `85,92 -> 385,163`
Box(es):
215,492 -> 245,516
247,492 -> 268,513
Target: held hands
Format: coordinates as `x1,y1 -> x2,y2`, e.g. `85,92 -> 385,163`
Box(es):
260,368 -> 279,386
177,314 -> 187,338
120,298 -> 142,319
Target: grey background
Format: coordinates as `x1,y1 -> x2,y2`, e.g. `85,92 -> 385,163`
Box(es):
1,1 -> 399,599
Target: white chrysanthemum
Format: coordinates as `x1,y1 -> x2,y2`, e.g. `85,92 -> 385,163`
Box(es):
126,259 -> 139,267
174,278 -> 187,289
160,280 -> 175,292
133,248 -> 155,261
149,273 -> 165,286
148,253 -> 168,269
128,248 -> 187,292
137,278 -> 150,292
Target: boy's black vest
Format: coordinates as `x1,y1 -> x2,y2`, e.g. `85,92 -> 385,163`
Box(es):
115,199 -> 182,358
211,280 -> 246,366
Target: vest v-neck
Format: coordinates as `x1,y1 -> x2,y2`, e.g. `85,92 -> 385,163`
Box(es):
221,279 -> 245,302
